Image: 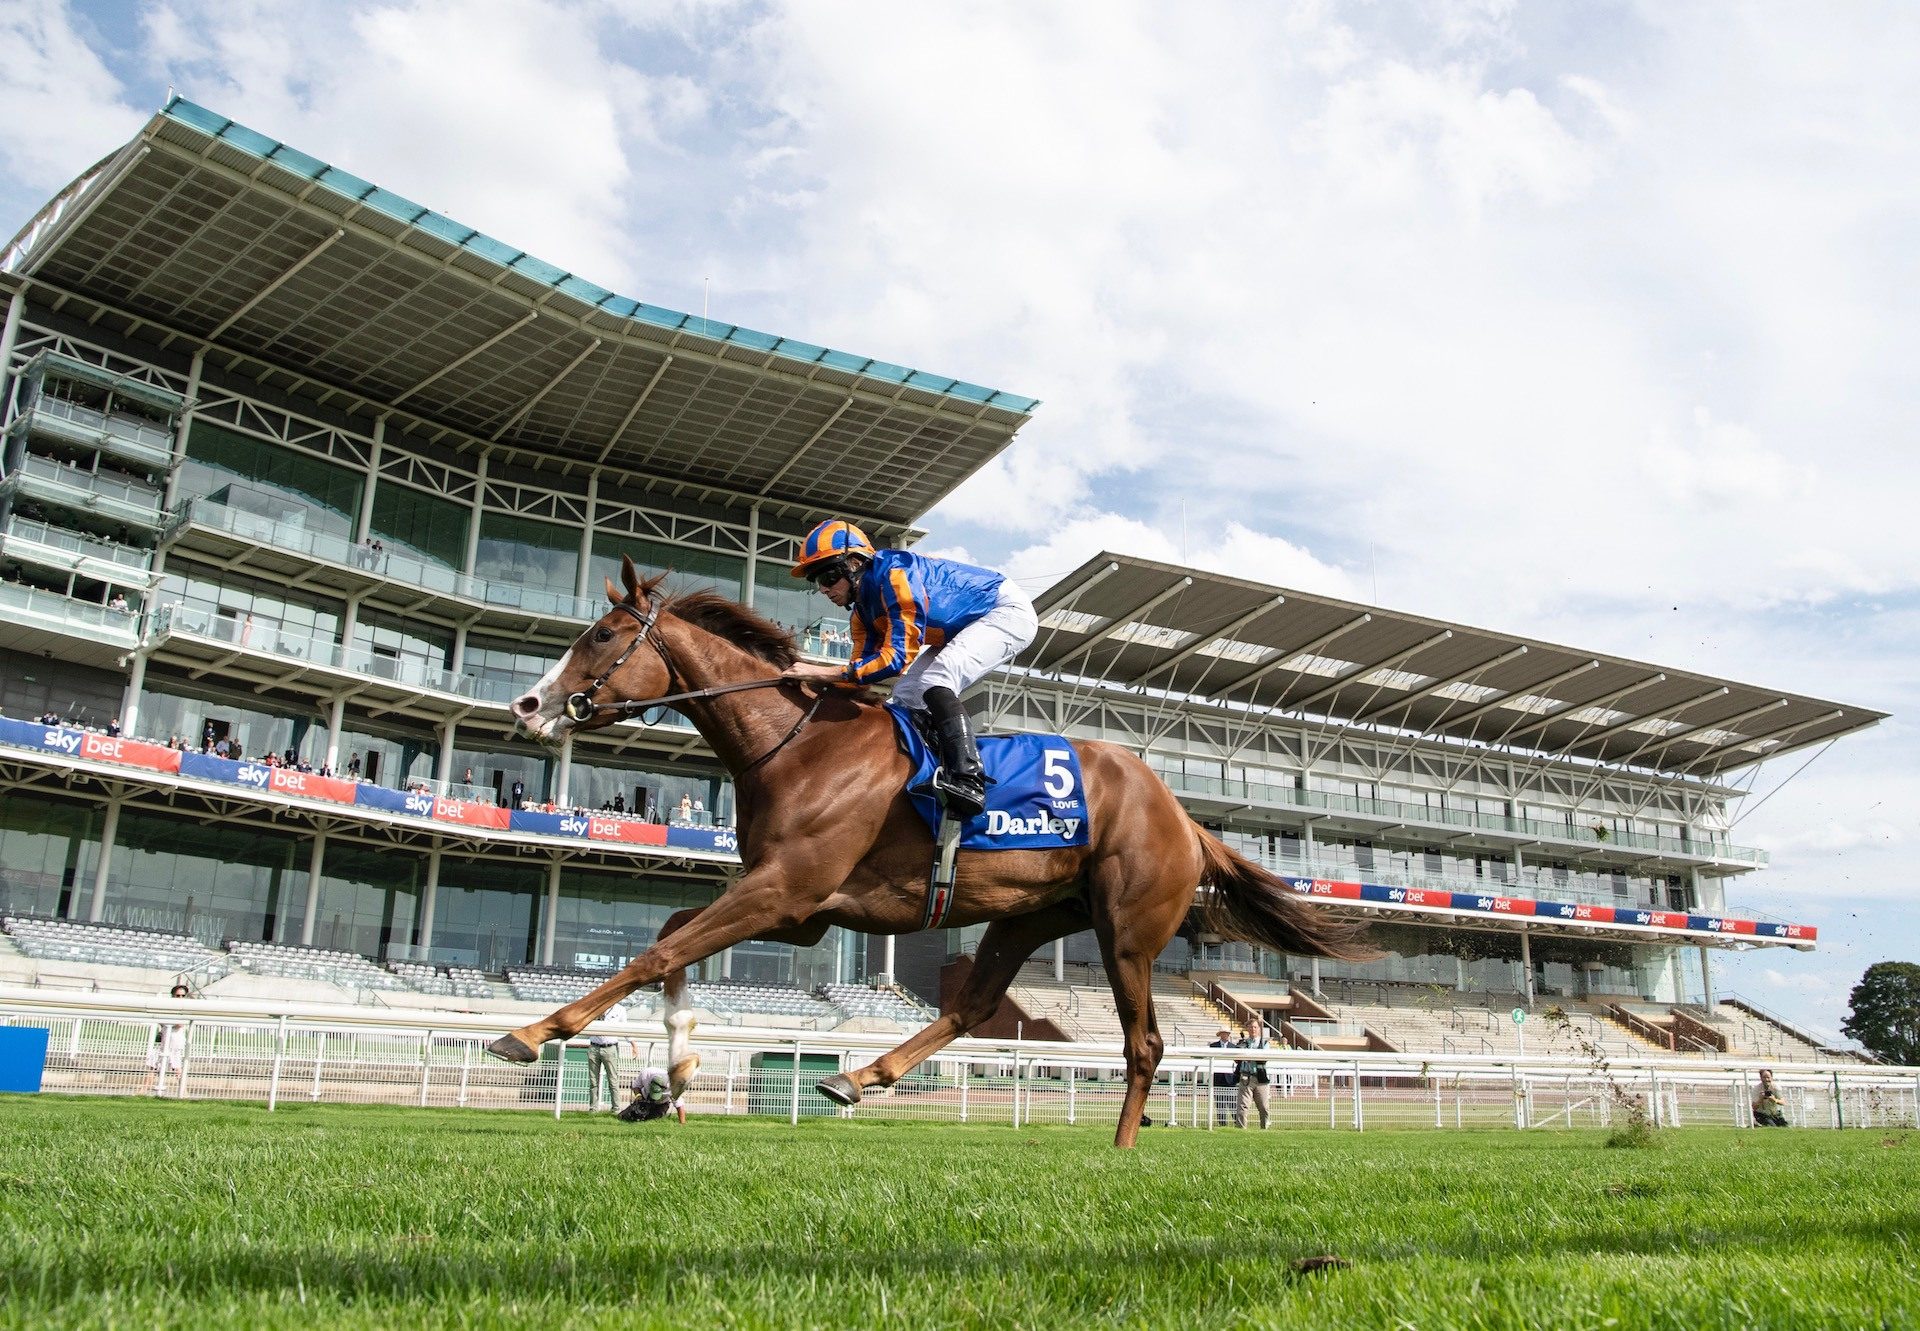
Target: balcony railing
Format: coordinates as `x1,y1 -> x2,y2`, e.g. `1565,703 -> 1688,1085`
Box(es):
0,580 -> 141,640
148,602 -> 699,733
0,517 -> 153,575
166,498 -> 602,622
1161,770 -> 1765,866
20,396 -> 176,471
6,455 -> 165,528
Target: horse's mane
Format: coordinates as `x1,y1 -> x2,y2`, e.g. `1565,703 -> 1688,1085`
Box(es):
666,589 -> 800,668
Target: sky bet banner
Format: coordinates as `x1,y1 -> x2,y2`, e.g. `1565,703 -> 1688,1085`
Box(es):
1283,875 -> 1814,943
886,706 -> 1091,851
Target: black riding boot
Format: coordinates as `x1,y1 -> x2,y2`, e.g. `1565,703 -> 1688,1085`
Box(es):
924,686 -> 987,819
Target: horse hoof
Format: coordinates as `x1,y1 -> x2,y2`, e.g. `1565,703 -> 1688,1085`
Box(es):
816,1073 -> 862,1106
487,1034 -> 539,1064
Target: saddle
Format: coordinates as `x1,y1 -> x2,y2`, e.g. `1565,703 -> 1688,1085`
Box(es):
885,705 -> 1090,928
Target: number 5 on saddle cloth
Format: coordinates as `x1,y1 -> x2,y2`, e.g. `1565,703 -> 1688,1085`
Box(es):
885,704 -> 1090,929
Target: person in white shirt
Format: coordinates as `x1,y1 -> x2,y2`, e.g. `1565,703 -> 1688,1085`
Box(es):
144,983 -> 192,1095
618,1066 -> 687,1124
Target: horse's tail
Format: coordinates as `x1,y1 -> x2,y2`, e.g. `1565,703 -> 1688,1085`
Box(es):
1192,824 -> 1378,961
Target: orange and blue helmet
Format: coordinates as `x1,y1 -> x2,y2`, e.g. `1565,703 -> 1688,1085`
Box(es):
792,519 -> 876,577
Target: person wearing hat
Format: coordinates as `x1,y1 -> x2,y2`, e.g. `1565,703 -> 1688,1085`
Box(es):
1208,1028 -> 1240,1127
781,518 -> 1037,819
618,1065 -> 687,1124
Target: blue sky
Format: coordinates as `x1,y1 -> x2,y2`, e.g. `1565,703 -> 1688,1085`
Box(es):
3,0 -> 1913,1041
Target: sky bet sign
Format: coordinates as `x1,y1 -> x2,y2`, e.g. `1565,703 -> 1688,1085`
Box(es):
0,717 -> 741,858
1284,874 -> 1812,944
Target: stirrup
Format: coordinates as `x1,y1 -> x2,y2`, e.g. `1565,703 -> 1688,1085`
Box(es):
930,764 -> 986,820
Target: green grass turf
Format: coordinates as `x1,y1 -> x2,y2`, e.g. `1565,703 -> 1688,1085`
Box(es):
1,1096 -> 1915,1330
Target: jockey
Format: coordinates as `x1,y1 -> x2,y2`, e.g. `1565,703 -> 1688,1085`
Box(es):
783,518 -> 1037,818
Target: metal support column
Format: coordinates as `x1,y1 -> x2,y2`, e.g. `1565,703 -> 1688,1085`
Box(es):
119,648 -> 150,738
417,848 -> 443,952
743,503 -> 760,607
435,718 -> 458,786
881,934 -> 896,985
463,451 -> 489,577
85,797 -> 123,922
0,290 -> 26,418
575,472 -> 598,601
540,858 -> 563,965
298,828 -> 329,945
554,735 -> 573,808
323,695 -> 346,774
1698,944 -> 1715,1010
355,418 -> 384,541
1053,938 -> 1065,982
1520,929 -> 1535,1007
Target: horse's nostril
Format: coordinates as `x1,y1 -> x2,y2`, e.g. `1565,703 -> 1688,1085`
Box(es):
511,694 -> 539,718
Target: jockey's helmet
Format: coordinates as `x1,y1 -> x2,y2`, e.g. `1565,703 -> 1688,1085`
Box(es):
792,519 -> 876,579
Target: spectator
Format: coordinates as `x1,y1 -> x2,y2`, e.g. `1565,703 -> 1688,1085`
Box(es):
347,752 -> 362,779
1209,1028 -> 1239,1127
1236,1030 -> 1273,1129
105,716 -> 122,738
107,592 -> 130,614
586,1035 -> 624,1113
202,723 -> 215,753
612,792 -> 626,815
618,1065 -> 687,1125
143,984 -> 193,1095
510,779 -> 525,810
1753,1069 -> 1790,1127
676,793 -> 693,824
463,767 -> 474,785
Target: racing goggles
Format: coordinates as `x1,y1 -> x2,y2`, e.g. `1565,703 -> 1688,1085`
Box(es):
806,557 -> 854,589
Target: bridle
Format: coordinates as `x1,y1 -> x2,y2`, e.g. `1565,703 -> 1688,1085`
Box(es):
559,595 -> 826,776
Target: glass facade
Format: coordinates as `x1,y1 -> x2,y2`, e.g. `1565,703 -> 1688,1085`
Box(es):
295,841 -> 421,961
369,482 -> 466,572
567,754 -> 730,824
424,860 -> 543,971
590,534 -> 743,603
0,793 -> 101,920
178,421 -> 360,537
102,808 -> 302,947
547,871 -> 710,972
140,682 -> 330,764
475,512 -> 577,597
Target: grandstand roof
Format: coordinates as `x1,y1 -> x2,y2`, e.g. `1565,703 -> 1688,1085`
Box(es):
1021,554 -> 1885,778
1,98 -> 1037,527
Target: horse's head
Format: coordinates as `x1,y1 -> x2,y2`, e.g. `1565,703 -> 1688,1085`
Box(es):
512,555 -> 672,742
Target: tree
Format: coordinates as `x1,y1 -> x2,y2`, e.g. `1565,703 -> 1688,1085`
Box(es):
1841,962 -> 1920,1065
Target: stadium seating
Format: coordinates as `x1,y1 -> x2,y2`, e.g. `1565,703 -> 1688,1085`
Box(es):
822,983 -> 934,1023
227,940 -> 410,991
445,965 -> 496,1000
689,980 -> 835,1022
505,965 -> 606,1004
3,915 -> 221,973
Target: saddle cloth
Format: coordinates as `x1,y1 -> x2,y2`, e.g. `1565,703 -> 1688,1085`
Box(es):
885,704 -> 1091,851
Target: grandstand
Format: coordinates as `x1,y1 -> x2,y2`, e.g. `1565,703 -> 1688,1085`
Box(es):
0,97 -> 1884,1067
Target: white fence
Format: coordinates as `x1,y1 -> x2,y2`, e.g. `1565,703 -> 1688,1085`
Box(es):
4,988 -> 1916,1132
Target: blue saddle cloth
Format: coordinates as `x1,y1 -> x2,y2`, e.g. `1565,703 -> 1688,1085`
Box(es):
885,704 -> 1091,851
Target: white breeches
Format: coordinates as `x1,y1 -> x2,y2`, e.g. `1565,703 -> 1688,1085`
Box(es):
890,579 -> 1038,710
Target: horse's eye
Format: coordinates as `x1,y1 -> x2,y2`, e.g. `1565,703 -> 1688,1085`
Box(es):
594,627 -> 614,644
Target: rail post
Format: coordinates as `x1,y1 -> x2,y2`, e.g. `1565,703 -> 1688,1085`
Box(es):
310,1031 -> 326,1101
1011,1049 -> 1022,1129
1066,1063 -> 1076,1125
1832,1071 -> 1843,1130
1352,1060 -> 1364,1131
1512,1065 -> 1524,1130
552,1041 -> 565,1120
174,1021 -> 195,1100
457,1038 -> 471,1108
789,1038 -> 802,1126
267,1014 -> 287,1111
418,1029 -> 434,1108
959,1057 -> 969,1123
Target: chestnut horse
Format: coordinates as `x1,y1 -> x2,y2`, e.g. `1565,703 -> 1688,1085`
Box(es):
491,556 -> 1370,1147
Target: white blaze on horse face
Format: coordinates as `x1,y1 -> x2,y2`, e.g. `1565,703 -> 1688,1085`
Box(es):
520,646 -> 577,740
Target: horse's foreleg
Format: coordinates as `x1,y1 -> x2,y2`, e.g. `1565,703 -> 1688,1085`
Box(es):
819,902 -> 1083,1105
655,909 -> 704,1099
486,871 -> 822,1062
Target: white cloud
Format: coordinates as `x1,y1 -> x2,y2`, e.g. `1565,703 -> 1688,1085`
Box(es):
0,3 -> 143,194
5,0 -> 1917,1039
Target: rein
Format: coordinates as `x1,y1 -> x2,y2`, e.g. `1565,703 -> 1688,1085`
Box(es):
561,597 -> 830,775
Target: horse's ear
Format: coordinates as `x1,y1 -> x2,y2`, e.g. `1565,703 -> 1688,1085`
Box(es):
620,553 -> 641,600
605,577 -> 624,607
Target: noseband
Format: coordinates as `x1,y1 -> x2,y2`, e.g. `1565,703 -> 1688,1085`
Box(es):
564,598 -> 669,724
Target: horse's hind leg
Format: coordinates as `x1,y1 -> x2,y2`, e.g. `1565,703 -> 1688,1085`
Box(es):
1087,854 -> 1185,1149
819,902 -> 1083,1105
